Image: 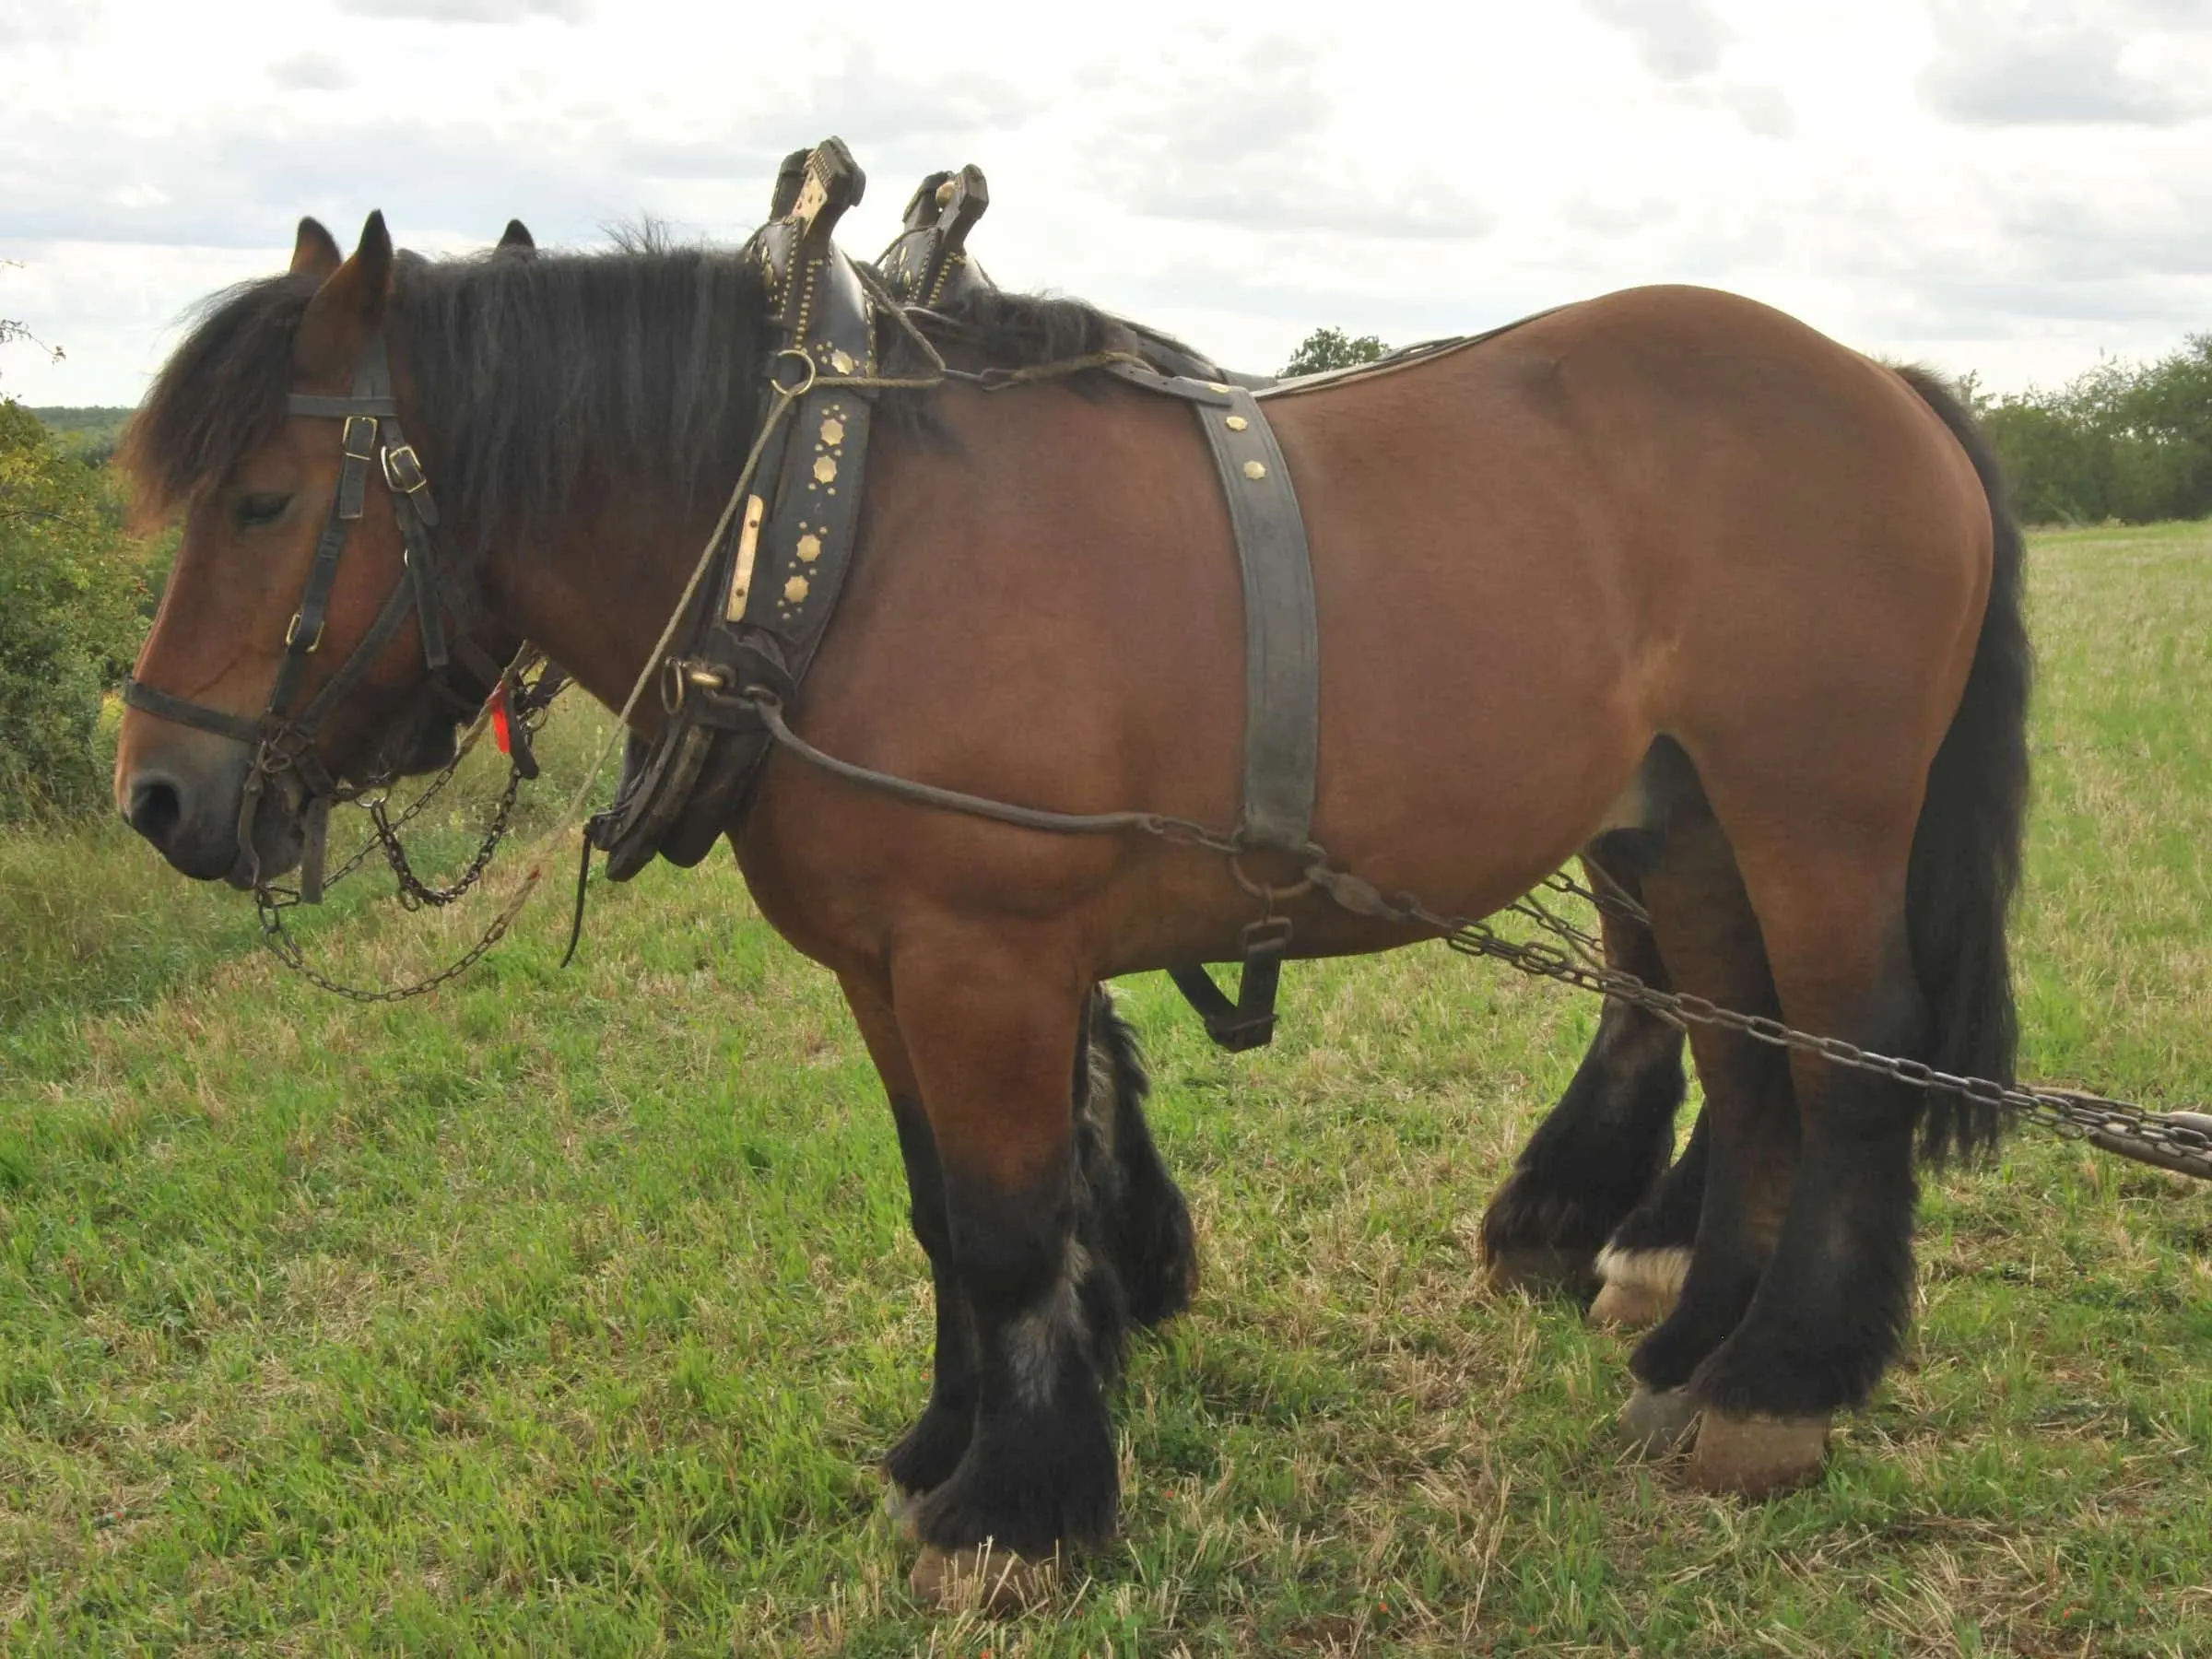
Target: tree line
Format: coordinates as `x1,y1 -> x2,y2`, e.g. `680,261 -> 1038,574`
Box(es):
1288,327 -> 2212,528
1969,337 -> 2212,525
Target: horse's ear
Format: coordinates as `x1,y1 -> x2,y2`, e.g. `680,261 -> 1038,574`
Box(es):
497,218 -> 535,253
294,210 -> 394,383
290,216 -> 343,277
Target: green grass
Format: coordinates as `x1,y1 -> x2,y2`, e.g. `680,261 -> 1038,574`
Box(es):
4,523 -> 2209,1655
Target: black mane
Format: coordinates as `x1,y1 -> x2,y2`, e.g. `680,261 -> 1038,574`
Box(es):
127,242 -> 770,559
124,231 -> 1184,551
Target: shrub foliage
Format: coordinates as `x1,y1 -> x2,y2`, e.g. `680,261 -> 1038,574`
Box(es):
1978,336 -> 2212,525
0,398 -> 149,818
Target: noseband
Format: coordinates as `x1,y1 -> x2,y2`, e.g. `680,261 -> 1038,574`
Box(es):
123,334 -> 515,899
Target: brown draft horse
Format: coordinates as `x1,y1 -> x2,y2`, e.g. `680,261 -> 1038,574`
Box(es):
114,211 -> 2028,1599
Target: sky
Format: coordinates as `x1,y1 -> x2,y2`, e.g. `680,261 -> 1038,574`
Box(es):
2,0 -> 2209,406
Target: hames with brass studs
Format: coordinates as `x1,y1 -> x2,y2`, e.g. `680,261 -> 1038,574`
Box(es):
114,138 -> 2029,1599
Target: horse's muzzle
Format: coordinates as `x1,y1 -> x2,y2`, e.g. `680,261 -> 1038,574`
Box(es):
118,747 -> 303,887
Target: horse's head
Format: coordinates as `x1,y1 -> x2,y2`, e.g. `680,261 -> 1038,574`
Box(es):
115,212 -> 513,887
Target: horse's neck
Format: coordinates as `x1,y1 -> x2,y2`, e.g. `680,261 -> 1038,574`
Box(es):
484,484 -> 728,726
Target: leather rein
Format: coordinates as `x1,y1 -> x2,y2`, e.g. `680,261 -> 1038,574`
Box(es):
122,334 -> 530,903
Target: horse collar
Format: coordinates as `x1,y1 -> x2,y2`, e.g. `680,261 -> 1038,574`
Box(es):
585,140 -> 879,879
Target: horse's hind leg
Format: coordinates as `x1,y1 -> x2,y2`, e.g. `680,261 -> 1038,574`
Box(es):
1079,987 -> 1198,1329
1616,772 -> 1802,1451
1590,1110 -> 1709,1329
1479,842 -> 1688,1294
1678,811 -> 1928,1497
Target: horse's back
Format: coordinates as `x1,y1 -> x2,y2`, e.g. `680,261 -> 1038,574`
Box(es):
810,284 -> 1997,939
1260,284 -> 1993,874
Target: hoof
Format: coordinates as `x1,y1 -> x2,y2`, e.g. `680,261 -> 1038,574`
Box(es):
909,1542 -> 1062,1614
1589,1245 -> 1688,1330
1484,1244 -> 1597,1296
884,1480 -> 923,1542
1688,1411 -> 1831,1498
1589,1279 -> 1670,1329
1619,1385 -> 1699,1455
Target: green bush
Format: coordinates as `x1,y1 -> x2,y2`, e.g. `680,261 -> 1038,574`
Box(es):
0,398 -> 149,820
1981,336 -> 2212,525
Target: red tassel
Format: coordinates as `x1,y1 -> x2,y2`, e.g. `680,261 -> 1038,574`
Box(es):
488,682 -> 512,755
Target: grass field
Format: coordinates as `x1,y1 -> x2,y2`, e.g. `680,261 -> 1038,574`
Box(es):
3,522 -> 2208,1655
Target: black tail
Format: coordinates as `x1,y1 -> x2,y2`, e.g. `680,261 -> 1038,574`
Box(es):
1895,367 -> 2033,1160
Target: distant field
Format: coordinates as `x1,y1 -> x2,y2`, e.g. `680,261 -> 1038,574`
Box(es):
24,406 -> 134,460
2,523 -> 2207,1655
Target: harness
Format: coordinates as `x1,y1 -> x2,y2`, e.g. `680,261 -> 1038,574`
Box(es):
582,145 -> 1326,1049
121,334 -> 531,902
583,140 -> 883,880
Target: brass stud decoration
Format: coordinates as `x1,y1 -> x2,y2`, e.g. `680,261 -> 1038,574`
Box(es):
819,415 -> 845,447
1208,382 -> 1232,394
814,456 -> 838,485
784,575 -> 810,604
795,532 -> 823,563
1224,415 -> 1249,431
830,348 -> 855,375
1243,460 -> 1268,481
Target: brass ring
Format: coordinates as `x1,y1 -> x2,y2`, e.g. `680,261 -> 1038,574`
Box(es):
771,348 -> 818,396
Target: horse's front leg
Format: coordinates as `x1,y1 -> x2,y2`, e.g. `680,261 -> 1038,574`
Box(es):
839,973 -> 981,1529
889,933 -> 1126,1608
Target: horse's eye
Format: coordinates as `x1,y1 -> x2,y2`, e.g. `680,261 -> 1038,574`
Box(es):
235,491 -> 292,529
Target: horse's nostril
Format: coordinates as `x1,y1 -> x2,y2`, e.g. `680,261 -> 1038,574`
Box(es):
128,774 -> 185,847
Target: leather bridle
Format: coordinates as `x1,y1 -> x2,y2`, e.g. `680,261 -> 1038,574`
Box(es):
122,333 -> 513,900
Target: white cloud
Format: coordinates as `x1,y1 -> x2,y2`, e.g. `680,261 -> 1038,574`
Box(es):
1922,1 -> 2212,125
0,0 -> 99,45
1584,0 -> 1731,80
5,0 -> 2210,402
269,51 -> 354,90
1924,30 -> 2199,124
333,0 -> 588,21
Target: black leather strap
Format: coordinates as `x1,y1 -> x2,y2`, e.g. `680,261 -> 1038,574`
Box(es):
1195,383 -> 1318,853
1168,920 -> 1291,1052
1103,361 -> 1319,854
268,409 -> 380,716
121,676 -> 263,745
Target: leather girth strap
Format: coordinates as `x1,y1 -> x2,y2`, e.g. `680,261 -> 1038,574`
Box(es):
589,140 -> 877,880
1100,360 -> 1321,1052
877,164 -> 1318,1049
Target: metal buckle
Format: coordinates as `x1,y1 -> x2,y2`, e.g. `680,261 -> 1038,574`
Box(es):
285,613 -> 324,653
341,414 -> 379,462
382,443 -> 429,494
